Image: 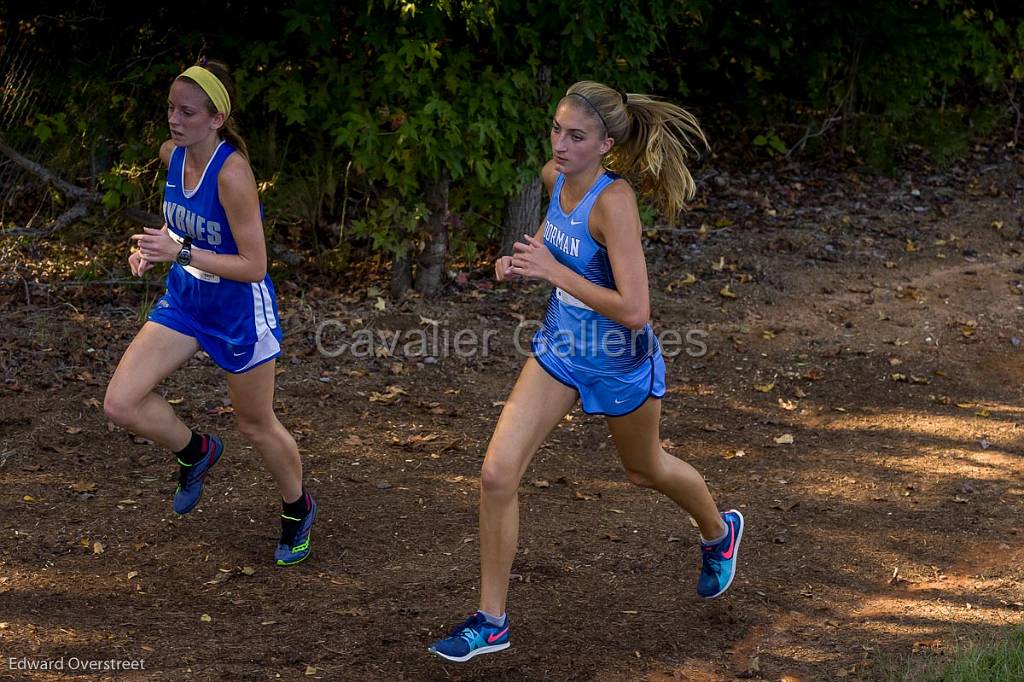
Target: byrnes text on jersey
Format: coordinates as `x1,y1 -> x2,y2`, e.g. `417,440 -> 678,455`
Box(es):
163,199 -> 223,245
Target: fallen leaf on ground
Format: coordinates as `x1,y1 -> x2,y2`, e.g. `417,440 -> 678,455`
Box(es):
666,273 -> 697,291
913,639 -> 945,653
888,566 -> 901,585
774,434 -> 795,444
369,385 -> 407,403
404,433 -> 439,447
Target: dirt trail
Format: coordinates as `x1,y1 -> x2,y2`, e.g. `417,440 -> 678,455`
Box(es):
2,149 -> 1023,680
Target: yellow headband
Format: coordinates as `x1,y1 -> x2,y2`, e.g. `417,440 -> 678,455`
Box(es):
178,66 -> 231,117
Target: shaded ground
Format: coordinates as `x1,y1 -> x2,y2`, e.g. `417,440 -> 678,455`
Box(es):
2,144 -> 1024,681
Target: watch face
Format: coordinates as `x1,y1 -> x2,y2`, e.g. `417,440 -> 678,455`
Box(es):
177,248 -> 192,266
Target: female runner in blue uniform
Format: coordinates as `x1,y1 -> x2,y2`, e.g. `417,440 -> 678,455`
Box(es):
104,60 -> 316,566
430,81 -> 743,661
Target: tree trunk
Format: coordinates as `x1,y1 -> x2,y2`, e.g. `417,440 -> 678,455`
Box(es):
500,175 -> 542,256
413,170 -> 450,296
500,65 -> 549,256
390,240 -> 413,298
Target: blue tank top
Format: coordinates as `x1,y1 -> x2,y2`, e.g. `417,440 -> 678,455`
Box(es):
537,171 -> 657,373
160,141 -> 279,345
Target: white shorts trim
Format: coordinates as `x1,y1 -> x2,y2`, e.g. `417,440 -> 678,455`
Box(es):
236,330 -> 281,373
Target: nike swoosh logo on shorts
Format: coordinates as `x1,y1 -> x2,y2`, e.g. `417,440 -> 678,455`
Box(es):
165,183 -> 177,188
487,626 -> 509,644
721,521 -> 736,559
614,398 -> 627,404
232,351 -> 246,356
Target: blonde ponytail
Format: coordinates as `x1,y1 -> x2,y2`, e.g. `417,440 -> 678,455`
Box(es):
564,81 -> 708,221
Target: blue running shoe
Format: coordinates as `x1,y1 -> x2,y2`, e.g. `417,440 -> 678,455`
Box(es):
697,509 -> 744,598
428,611 -> 510,662
275,493 -> 317,566
172,434 -> 224,515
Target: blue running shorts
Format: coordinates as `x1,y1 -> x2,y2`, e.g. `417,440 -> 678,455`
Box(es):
532,337 -> 666,417
149,294 -> 282,374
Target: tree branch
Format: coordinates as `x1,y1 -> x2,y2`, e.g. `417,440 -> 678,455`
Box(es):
46,201 -> 91,235
123,206 -> 162,225
0,136 -> 161,231
0,136 -> 90,200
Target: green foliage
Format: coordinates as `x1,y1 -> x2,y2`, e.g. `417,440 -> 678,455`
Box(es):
752,130 -> 788,156
350,197 -> 429,257
31,113 -> 68,144
229,0 -> 686,259
7,1 -> 1024,268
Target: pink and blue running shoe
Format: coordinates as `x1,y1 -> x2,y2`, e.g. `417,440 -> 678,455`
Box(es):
697,509 -> 744,598
429,611 -> 510,662
172,434 -> 223,515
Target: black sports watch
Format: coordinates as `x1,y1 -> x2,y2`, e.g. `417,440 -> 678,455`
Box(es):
176,236 -> 193,267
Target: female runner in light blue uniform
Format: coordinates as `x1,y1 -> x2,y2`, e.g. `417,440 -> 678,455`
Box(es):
104,60 -> 316,566
531,169 -> 665,416
430,81 -> 744,662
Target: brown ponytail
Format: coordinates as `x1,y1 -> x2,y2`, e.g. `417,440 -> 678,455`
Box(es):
177,59 -> 249,160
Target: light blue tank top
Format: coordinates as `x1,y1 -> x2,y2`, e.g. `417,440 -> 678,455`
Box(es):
160,141 -> 279,345
537,171 -> 657,373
